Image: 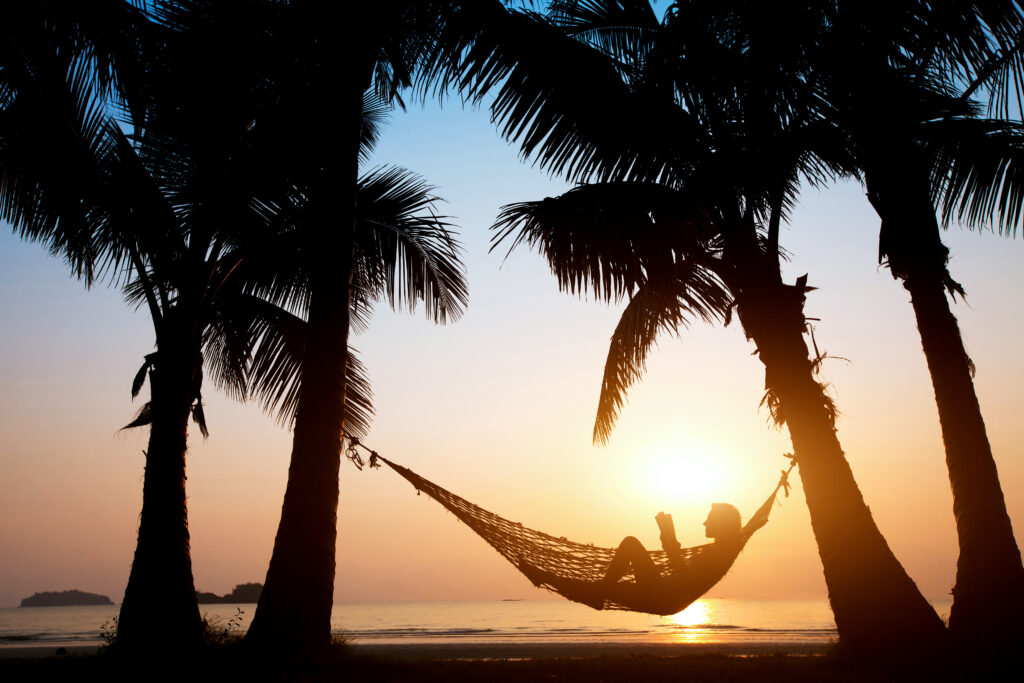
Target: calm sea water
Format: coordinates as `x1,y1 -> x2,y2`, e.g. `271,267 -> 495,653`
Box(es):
0,598 -> 953,650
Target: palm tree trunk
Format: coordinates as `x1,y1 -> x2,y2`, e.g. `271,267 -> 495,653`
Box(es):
117,342 -> 204,652
727,250 -> 948,654
867,164 -> 1024,649
244,267 -> 353,652
245,68 -> 363,652
904,268 -> 1024,646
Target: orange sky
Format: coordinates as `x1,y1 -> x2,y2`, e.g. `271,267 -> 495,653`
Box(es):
1,101 -> 1022,610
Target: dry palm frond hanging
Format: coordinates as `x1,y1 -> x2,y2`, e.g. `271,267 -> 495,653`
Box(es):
349,439 -> 794,616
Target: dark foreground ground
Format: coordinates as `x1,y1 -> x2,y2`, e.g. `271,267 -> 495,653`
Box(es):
1,644 -> 1021,683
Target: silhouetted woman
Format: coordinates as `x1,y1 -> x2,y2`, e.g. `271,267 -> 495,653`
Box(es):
520,503 -> 744,615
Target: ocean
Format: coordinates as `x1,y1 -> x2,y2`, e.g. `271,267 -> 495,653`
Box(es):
0,598 -> 952,651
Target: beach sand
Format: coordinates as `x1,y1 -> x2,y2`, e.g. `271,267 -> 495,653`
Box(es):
0,638 -> 833,660
0,641 -> 822,660
0,640 -> 1017,682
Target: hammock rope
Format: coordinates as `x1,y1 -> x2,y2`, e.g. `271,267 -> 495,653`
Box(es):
347,438 -> 795,615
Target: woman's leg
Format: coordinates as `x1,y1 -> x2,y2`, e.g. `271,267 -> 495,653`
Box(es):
604,536 -> 659,585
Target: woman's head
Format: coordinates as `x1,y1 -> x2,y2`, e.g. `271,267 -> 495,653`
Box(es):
704,503 -> 742,540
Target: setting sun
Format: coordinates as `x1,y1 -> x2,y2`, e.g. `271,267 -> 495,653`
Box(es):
667,600 -> 712,628
640,445 -> 729,502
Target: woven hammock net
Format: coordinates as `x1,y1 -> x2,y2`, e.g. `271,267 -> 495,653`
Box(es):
369,453 -> 792,616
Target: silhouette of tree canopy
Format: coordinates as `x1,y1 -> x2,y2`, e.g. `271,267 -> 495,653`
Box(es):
3,0 -> 465,653
813,1 -> 1024,651
477,0 -> 948,653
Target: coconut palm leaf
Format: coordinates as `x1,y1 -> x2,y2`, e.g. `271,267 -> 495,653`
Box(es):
240,164 -> 467,331
1,1 -> 152,123
429,2 -> 706,185
493,181 -> 721,302
898,1 -> 1024,119
123,401 -> 153,431
355,166 -> 468,324
547,0 -> 661,69
0,40 -> 118,283
492,179 -> 731,444
593,274 -> 727,445
360,91 -> 392,164
216,292 -> 374,437
205,162 -> 465,438
924,116 -> 1024,233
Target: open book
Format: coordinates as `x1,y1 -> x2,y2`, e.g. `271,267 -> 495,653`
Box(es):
655,512 -> 681,553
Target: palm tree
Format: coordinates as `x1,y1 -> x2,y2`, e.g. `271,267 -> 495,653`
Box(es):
5,0 -> 467,653
477,0 -> 947,652
819,2 -> 1024,648
243,168 -> 468,654
2,0 -> 317,650
0,0 -> 216,650
240,2 -> 477,651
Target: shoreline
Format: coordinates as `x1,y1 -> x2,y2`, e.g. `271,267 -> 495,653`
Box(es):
351,639 -> 833,659
0,639 -> 832,661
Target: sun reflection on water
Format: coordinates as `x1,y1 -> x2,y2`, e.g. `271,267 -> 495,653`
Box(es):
663,600 -> 714,643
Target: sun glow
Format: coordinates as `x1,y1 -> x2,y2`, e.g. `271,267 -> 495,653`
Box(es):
640,446 -> 726,502
667,600 -> 712,628
663,600 -> 715,643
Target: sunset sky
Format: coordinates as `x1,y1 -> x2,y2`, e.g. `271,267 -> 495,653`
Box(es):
1,94 -> 1022,611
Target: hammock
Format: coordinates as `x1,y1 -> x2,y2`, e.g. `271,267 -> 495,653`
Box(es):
350,442 -> 794,616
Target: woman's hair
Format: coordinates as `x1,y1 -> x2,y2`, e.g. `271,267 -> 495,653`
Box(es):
709,503 -> 742,538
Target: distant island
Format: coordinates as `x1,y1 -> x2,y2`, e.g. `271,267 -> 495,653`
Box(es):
196,582 -> 262,604
20,590 -> 113,607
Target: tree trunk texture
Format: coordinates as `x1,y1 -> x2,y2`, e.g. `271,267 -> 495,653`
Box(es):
117,342 -> 204,652
245,61 -> 363,652
244,267 -> 353,653
728,254 -> 947,654
867,164 -> 1024,650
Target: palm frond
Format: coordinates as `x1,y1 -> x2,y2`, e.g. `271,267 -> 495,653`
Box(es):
492,181 -> 717,303
130,353 -> 158,398
925,116 -> 1024,233
910,1 -> 1024,120
360,90 -> 392,164
122,401 -> 152,431
547,0 -> 661,68
425,2 -> 705,185
0,41 -> 120,284
595,283 -> 683,446
203,284 -> 255,403
355,166 -> 468,324
341,349 -> 375,441
236,293 -> 374,437
191,392 -> 209,439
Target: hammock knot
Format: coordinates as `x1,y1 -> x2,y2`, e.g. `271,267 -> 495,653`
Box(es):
778,455 -> 797,497
368,451 -> 381,469
345,438 -> 366,470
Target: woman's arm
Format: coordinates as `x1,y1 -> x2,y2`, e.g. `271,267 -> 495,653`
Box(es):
656,512 -> 684,562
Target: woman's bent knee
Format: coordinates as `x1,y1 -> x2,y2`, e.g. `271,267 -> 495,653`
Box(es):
619,536 -> 645,551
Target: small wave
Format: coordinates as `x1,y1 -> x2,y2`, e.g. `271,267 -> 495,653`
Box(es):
0,634 -> 46,642
0,632 -> 99,644
655,623 -> 744,631
655,624 -> 839,637
339,627 -> 498,639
